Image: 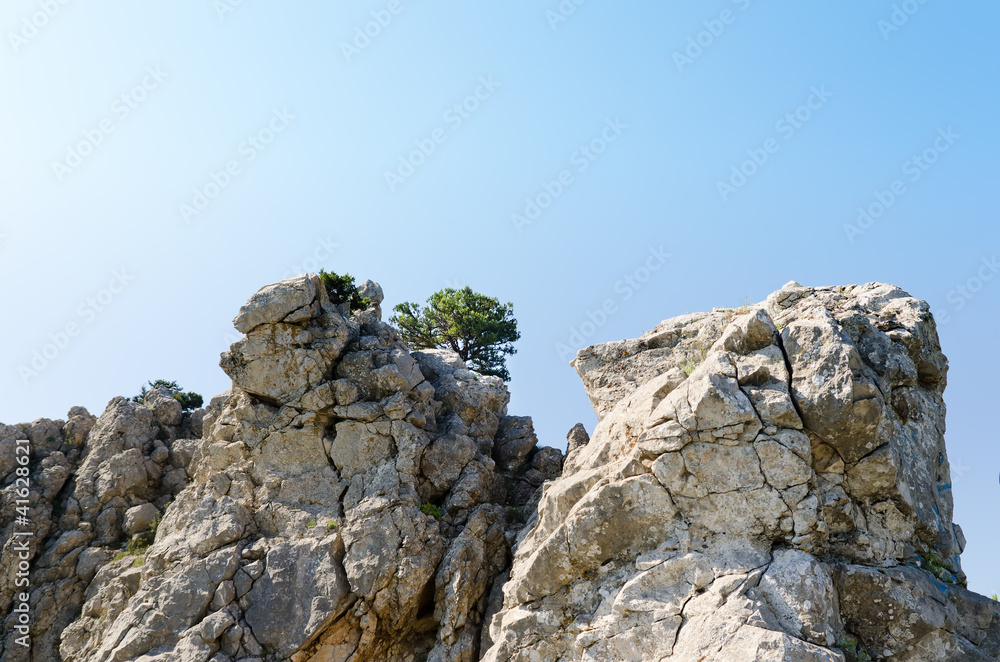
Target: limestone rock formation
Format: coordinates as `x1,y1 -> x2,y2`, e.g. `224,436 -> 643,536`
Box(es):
2,278 -> 997,661
1,274 -> 559,662
483,282 -> 1000,661
0,392 -> 200,662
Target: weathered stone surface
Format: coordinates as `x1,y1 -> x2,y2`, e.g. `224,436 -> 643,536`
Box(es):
233,273 -> 318,334
243,538 -> 352,657
122,502 -> 160,536
483,282 -> 993,662
493,415 -> 537,471
563,422 -> 589,466
758,550 -> 840,646
571,311 -> 730,420
2,275 -> 560,662
4,279 -> 995,662
220,322 -> 341,403
357,279 -> 384,306
0,396 -> 197,662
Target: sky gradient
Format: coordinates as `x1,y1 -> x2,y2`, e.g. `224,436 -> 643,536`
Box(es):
2,1 -> 998,595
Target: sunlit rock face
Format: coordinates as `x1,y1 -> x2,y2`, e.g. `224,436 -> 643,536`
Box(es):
3,279 -> 998,662
483,282 -> 1000,662
1,274 -> 560,662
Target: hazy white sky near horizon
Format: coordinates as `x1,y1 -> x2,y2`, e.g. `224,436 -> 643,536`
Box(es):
1,2 -> 998,595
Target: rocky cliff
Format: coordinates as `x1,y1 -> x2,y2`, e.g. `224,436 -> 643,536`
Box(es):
485,281 -> 999,661
0,274 -> 560,662
1,278 -> 997,661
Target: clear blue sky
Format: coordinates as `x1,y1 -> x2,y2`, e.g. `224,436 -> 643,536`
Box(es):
2,2 -> 998,595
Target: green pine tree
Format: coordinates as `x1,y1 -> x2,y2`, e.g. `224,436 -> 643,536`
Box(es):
390,287 -> 520,381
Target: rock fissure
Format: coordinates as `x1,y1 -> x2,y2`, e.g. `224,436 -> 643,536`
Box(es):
773,326 -> 809,429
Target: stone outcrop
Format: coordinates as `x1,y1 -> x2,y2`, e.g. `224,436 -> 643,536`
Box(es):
483,282 -> 1000,661
1,274 -> 559,662
0,393 -> 200,662
2,278 -> 996,661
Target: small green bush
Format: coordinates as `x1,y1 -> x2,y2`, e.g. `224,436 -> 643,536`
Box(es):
114,531 -> 153,563
917,550 -> 960,584
134,379 -> 179,397
837,636 -> 872,662
131,380 -> 203,411
172,391 -> 203,410
113,549 -> 145,567
305,519 -> 317,528
327,519 -> 339,530
318,269 -> 370,311
127,534 -> 152,555
419,503 -> 444,520
111,512 -> 162,565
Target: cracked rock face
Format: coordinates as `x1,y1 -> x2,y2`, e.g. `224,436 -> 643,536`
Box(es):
3,279 -> 996,662
0,393 -> 200,662
2,274 -> 560,662
483,282 -> 1000,662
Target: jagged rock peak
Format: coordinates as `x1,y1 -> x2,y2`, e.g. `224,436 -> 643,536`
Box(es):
0,274 -> 560,662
